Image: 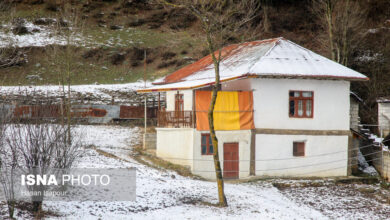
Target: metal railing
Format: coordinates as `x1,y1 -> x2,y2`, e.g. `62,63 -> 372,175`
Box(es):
158,110 -> 194,128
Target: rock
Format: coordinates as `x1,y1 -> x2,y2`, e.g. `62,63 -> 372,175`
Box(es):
385,19 -> 390,27
33,18 -> 56,25
93,12 -> 105,19
110,52 -> 126,65
32,28 -> 40,33
171,174 -> 176,179
82,48 -> 104,59
147,23 -> 161,29
35,63 -> 41,68
183,57 -> 196,62
109,12 -> 118,18
157,60 -> 177,69
12,18 -> 26,26
110,25 -> 123,30
102,66 -> 108,70
26,75 -> 41,80
145,10 -> 167,25
12,25 -> 30,35
0,51 -> 28,68
161,51 -> 176,60
131,61 -> 140,67
128,47 -> 146,61
122,0 -> 151,10
59,19 -> 69,27
46,2 -> 60,12
128,18 -> 145,27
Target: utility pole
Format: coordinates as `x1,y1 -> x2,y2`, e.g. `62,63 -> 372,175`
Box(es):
143,50 -> 147,149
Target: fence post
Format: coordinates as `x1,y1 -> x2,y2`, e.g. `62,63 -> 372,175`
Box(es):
381,128 -> 384,178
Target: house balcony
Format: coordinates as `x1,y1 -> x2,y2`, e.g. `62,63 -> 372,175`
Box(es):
157,110 -> 195,128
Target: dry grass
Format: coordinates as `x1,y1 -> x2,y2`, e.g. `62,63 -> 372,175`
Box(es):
132,145 -> 204,180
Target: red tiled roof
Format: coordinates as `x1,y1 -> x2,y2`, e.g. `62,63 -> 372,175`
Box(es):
159,38 -> 280,84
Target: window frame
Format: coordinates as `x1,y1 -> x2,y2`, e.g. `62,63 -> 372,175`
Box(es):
201,133 -> 214,155
175,93 -> 184,112
293,141 -> 305,157
289,90 -> 314,118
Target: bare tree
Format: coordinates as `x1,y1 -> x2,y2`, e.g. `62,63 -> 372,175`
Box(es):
49,2 -> 84,143
5,119 -> 81,213
261,0 -> 272,33
311,0 -> 366,65
0,100 -> 18,219
160,0 -> 259,207
0,0 -> 28,70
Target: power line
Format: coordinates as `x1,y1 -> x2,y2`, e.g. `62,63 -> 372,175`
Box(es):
150,142 -> 383,162
190,150 -> 383,173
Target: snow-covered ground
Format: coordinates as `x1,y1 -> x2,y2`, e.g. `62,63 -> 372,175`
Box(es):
0,81 -> 153,104
1,125 -> 389,219
0,20 -> 144,48
0,21 -> 86,48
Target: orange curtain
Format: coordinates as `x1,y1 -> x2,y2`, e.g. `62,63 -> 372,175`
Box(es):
195,91 -> 254,131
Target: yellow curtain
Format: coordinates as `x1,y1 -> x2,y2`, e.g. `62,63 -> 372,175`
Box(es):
195,91 -> 254,131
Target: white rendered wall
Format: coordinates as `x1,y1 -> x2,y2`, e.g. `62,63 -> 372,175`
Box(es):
156,128 -> 194,168
192,130 -> 252,180
166,90 -> 193,111
255,134 -> 348,177
251,78 -> 350,130
378,103 -> 390,136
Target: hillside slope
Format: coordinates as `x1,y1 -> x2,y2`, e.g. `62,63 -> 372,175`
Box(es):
0,0 -> 389,124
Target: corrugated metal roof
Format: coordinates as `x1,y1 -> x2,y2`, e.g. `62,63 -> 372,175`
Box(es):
138,37 -> 368,92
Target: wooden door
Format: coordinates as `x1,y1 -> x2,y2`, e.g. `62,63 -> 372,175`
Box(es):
223,142 -> 239,179
174,93 -> 184,126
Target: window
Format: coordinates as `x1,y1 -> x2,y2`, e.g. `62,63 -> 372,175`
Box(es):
289,91 -> 313,118
293,142 -> 305,157
201,134 -> 213,155
175,93 -> 184,112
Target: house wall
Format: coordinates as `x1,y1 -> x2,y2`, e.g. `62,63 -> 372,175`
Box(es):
221,78 -> 252,91
192,130 -> 252,179
350,98 -> 360,131
166,90 -> 193,111
255,134 -> 348,177
251,78 -> 350,130
375,151 -> 390,182
156,128 -> 194,168
378,102 -> 390,136
156,78 -> 351,179
251,78 -> 350,177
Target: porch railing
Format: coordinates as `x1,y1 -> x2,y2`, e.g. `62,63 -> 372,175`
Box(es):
158,110 -> 194,128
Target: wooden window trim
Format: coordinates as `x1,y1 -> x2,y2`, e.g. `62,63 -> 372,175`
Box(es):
175,93 -> 184,112
201,133 -> 213,155
293,141 -> 305,157
289,90 -> 314,118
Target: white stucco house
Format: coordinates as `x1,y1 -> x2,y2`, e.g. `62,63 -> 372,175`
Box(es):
138,37 -> 368,179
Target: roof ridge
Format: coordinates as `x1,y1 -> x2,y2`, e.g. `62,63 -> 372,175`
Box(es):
247,38 -> 281,73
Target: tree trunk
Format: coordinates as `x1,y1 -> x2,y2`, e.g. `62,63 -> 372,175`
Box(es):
207,33 -> 227,206
263,5 -> 271,33
7,201 -> 14,218
341,0 -> 350,66
32,201 -> 42,213
208,73 -> 228,207
325,0 -> 335,61
66,31 -> 71,147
